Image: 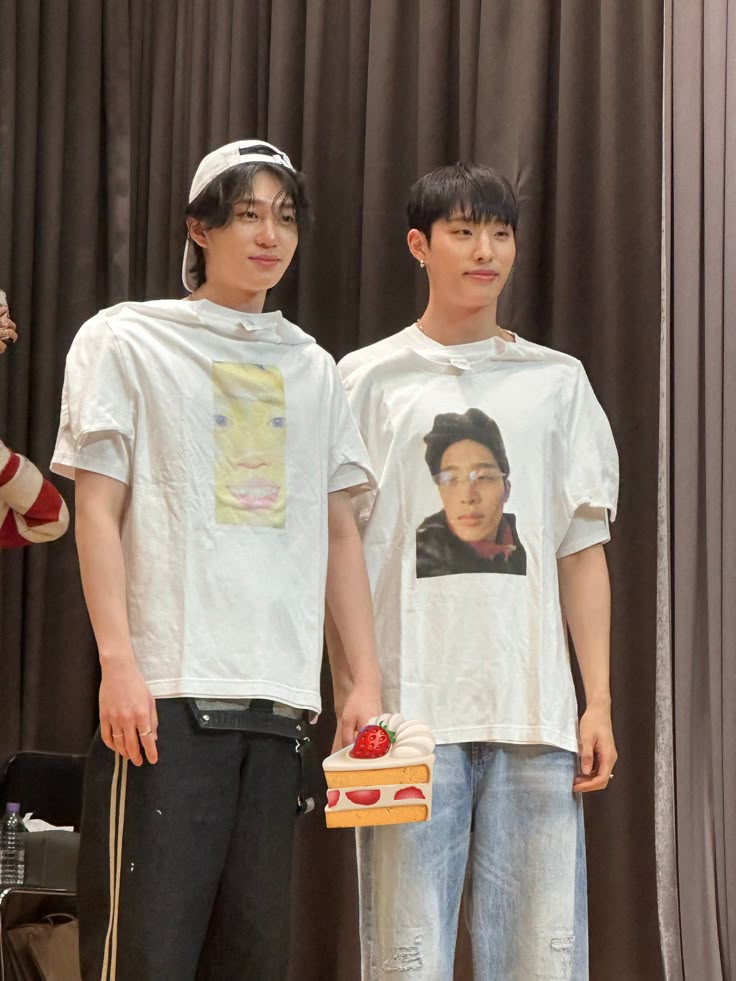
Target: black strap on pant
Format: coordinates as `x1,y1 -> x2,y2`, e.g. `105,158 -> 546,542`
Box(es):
186,699 -> 324,814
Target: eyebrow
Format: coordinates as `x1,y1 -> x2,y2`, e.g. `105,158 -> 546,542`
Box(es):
442,462 -> 500,471
445,214 -> 508,225
234,198 -> 295,209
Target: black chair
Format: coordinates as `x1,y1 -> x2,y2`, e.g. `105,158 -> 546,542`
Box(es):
0,752 -> 85,981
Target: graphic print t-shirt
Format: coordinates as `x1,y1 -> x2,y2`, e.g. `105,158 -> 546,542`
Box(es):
340,326 -> 618,752
52,299 -> 374,714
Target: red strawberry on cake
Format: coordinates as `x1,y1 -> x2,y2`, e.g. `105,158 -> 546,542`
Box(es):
350,721 -> 395,759
322,714 -> 435,828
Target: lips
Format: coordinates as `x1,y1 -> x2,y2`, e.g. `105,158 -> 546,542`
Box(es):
249,255 -> 280,267
465,270 -> 499,281
228,481 -> 280,510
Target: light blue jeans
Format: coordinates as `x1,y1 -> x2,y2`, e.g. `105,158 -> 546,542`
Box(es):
357,743 -> 587,980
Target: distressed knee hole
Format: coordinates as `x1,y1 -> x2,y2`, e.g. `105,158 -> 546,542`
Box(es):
550,933 -> 575,953
382,935 -> 423,973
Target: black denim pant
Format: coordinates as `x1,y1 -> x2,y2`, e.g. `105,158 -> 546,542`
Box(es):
78,698 -> 301,981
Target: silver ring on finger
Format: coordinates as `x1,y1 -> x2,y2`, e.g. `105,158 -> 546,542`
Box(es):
139,729 -> 153,736
112,732 -> 124,738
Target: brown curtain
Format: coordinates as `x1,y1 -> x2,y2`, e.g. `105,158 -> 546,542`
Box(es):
658,1 -> 736,979
0,2 -> 663,978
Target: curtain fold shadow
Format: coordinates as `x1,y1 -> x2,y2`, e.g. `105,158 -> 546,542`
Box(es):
662,0 -> 736,978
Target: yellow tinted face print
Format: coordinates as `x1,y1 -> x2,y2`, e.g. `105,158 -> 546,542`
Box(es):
212,363 -> 287,527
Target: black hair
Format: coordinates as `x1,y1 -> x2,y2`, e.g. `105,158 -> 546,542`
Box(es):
423,408 -> 510,476
407,163 -> 518,240
184,155 -> 312,289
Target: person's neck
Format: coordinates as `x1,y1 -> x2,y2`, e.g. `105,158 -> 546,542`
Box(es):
415,300 -> 510,346
186,281 -> 267,314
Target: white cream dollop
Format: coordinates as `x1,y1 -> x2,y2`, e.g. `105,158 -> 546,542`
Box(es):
368,712 -> 404,732
366,714 -> 435,760
391,719 -> 435,759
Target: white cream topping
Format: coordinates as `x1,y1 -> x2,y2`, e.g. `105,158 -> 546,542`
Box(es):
323,714 -> 436,771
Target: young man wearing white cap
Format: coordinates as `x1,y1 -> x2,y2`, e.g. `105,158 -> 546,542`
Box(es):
52,140 -> 381,980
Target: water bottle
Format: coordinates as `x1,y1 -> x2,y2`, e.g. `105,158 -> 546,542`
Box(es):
0,802 -> 26,886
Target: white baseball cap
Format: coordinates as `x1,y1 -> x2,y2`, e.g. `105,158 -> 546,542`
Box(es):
182,139 -> 295,293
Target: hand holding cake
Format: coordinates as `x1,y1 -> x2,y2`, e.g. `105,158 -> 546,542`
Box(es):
322,713 -> 435,828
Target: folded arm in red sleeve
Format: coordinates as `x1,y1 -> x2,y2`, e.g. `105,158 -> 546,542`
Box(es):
0,440 -> 70,547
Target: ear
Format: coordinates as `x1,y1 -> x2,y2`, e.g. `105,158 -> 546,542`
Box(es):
186,217 -> 209,249
407,228 -> 430,265
503,479 -> 511,502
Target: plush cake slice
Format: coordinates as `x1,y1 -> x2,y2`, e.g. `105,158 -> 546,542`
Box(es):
323,714 -> 435,828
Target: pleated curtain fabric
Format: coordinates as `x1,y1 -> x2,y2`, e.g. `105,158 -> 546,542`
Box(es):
656,4 -> 680,976
659,1 -> 736,979
0,3 -> 663,978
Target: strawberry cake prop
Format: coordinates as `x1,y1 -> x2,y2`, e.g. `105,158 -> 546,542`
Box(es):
322,714 -> 435,828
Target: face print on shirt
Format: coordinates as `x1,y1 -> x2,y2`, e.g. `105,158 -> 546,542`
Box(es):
416,409 -> 527,578
212,362 -> 287,527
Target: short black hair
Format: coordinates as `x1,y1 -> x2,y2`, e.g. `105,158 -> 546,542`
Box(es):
184,158 -> 312,289
424,408 -> 510,476
407,163 -> 518,240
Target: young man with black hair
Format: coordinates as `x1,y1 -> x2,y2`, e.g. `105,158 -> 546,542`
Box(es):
329,163 -> 618,980
52,140 -> 381,981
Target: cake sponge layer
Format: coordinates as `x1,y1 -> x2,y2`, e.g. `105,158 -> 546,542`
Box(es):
325,764 -> 431,788
325,804 -> 428,828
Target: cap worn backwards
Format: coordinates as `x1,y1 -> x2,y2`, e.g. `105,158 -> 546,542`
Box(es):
182,139 -> 295,293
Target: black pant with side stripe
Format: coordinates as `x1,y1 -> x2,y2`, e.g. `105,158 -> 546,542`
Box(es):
78,698 -> 301,981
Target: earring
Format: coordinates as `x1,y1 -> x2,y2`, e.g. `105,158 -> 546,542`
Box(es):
420,260 -> 425,268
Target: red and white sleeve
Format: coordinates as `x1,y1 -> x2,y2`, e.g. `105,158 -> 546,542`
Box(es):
0,440 -> 70,547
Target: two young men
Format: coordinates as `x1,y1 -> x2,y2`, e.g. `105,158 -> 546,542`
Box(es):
55,143 -> 616,980
52,141 -> 381,980
330,164 -> 618,979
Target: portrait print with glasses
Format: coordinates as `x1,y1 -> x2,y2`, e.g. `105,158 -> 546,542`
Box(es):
416,407 -> 527,578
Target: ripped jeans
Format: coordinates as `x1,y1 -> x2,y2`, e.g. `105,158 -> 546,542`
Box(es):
356,743 -> 587,980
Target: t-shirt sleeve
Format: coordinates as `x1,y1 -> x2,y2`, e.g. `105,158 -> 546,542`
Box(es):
563,364 -> 619,524
556,505 -> 610,558
51,316 -> 134,484
326,359 -> 376,496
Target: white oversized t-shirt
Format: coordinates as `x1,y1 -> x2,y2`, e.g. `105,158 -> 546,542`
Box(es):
52,299 -> 374,714
340,325 -> 618,753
